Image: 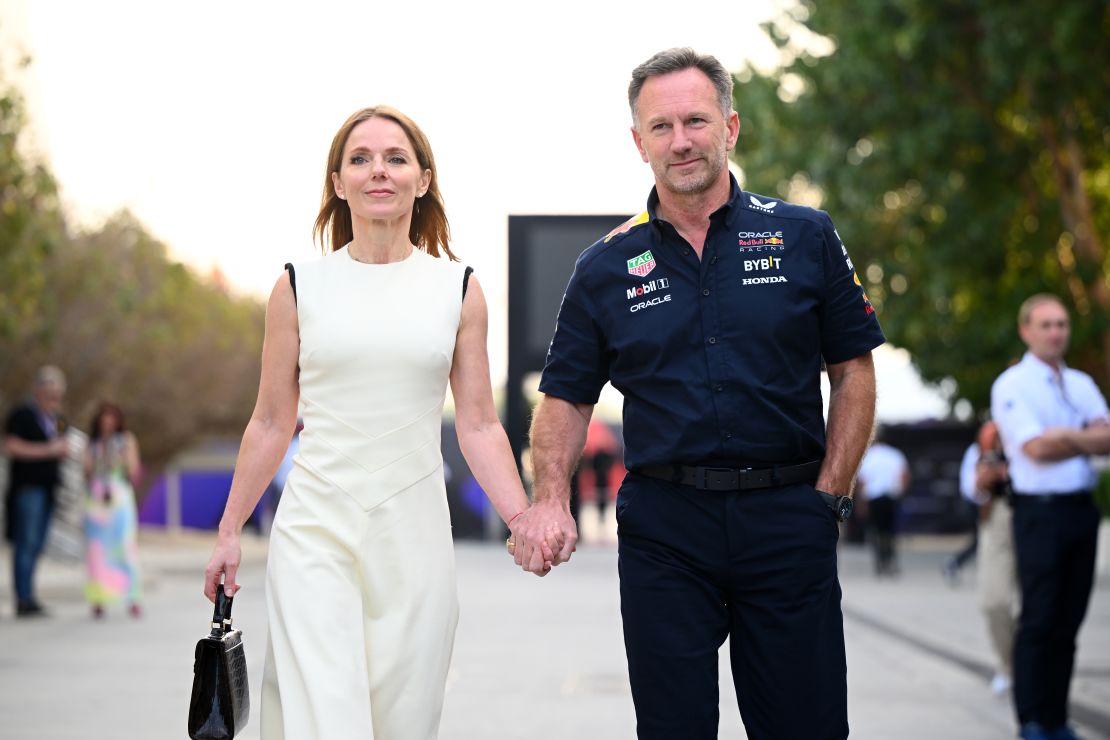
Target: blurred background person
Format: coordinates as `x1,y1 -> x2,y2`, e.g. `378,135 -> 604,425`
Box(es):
958,419 -> 1017,697
943,434 -> 984,584
3,365 -> 69,618
574,418 -> 620,544
82,402 -> 143,619
857,430 -> 911,576
992,294 -> 1110,740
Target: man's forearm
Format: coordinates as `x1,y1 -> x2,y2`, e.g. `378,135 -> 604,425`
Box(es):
1073,424 -> 1110,455
4,436 -> 59,461
1025,425 -> 1110,461
817,353 -> 877,495
529,395 -> 591,504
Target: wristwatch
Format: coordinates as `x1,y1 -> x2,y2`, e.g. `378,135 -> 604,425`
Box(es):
817,490 -> 853,522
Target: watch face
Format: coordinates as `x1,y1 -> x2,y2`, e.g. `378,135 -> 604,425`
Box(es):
837,497 -> 854,521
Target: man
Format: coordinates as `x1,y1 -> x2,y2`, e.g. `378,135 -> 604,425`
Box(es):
856,432 -> 910,576
991,294 -> 1110,740
957,420 -> 1017,697
4,365 -> 69,617
512,48 -> 884,739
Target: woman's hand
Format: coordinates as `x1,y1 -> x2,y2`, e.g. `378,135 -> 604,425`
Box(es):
204,531 -> 242,602
507,512 -> 565,577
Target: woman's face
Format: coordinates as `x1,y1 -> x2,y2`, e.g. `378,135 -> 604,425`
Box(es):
331,117 -> 431,225
97,410 -> 120,437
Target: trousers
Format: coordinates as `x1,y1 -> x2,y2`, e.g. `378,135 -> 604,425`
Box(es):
617,473 -> 848,740
12,485 -> 54,604
1011,493 -> 1099,728
261,468 -> 459,740
977,497 -> 1017,677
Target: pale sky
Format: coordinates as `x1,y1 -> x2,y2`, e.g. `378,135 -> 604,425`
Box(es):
2,0 -> 953,422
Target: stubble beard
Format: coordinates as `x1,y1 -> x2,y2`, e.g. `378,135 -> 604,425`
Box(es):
655,148 -> 727,196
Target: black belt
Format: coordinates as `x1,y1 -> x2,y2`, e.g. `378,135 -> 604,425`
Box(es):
636,460 -> 822,492
1012,490 -> 1092,505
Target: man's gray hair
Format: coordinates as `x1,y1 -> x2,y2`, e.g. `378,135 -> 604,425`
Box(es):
628,47 -> 733,125
35,365 -> 67,392
1017,293 -> 1066,326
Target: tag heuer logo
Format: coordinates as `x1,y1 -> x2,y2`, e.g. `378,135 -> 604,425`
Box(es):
749,195 -> 777,212
627,250 -> 656,277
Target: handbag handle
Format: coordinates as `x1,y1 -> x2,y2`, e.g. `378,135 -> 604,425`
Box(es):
209,583 -> 236,636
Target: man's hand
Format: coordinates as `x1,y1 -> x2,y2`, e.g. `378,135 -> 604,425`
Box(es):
974,459 -> 1007,492
511,499 -> 578,576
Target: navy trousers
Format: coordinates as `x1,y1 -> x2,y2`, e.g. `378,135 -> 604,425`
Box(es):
1011,493 -> 1100,728
616,473 -> 848,740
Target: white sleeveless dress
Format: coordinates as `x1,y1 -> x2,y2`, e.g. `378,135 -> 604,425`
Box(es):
261,245 -> 467,740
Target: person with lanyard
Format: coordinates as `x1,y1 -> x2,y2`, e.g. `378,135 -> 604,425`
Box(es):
511,47 -> 885,739
4,365 -> 69,618
991,293 -> 1110,740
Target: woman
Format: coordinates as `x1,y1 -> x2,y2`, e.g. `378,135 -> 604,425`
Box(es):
204,106 -> 557,740
82,402 -> 143,618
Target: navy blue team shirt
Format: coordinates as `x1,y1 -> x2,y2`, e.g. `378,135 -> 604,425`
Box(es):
538,174 -> 886,470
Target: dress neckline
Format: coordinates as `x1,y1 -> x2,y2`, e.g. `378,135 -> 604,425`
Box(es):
341,244 -> 420,266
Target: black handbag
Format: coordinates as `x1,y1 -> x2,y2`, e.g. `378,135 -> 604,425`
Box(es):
188,584 -> 250,740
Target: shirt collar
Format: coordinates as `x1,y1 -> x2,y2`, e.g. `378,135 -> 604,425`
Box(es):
646,173 -> 742,229
1019,351 -> 1068,379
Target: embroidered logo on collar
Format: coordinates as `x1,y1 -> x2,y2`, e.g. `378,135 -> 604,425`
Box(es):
749,196 -> 778,213
627,250 -> 657,277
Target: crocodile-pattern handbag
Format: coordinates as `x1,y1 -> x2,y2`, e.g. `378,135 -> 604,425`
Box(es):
188,584 -> 250,740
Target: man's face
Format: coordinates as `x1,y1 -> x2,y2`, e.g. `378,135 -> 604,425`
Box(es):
1020,299 -> 1070,364
631,68 -> 739,197
35,384 -> 64,415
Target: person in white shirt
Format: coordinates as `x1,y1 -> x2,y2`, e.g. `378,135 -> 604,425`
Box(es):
857,434 -> 910,576
990,293 -> 1110,740
957,420 -> 1017,697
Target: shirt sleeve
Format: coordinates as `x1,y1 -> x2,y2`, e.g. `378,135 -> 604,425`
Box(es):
958,443 -> 979,500
5,407 -> 38,440
537,252 -> 610,405
1077,374 -> 1110,425
816,212 -> 886,364
992,377 -> 1044,452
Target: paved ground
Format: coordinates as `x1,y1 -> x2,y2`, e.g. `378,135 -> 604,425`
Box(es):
2,528 -> 1108,739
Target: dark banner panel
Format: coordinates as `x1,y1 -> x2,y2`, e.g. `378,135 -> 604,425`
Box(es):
505,215 -> 627,467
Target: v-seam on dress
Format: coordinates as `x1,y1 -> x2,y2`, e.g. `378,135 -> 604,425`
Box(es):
261,245 -> 467,740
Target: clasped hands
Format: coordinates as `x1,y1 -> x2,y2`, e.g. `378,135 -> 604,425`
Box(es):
506,500 -> 578,577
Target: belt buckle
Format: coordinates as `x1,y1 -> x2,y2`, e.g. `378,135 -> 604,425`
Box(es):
696,466 -> 741,491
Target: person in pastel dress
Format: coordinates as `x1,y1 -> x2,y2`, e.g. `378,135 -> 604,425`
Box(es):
82,402 -> 143,618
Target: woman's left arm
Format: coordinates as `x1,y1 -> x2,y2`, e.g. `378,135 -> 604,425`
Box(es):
124,432 -> 142,487
448,276 -> 532,526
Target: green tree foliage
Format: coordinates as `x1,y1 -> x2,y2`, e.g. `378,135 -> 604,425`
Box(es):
734,0 -> 1110,412
1,63 -> 264,487
0,57 -> 66,341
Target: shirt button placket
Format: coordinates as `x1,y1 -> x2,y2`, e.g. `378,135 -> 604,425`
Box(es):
702,243 -> 728,447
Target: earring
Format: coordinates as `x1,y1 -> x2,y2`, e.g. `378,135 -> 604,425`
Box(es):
338,194 -> 346,201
